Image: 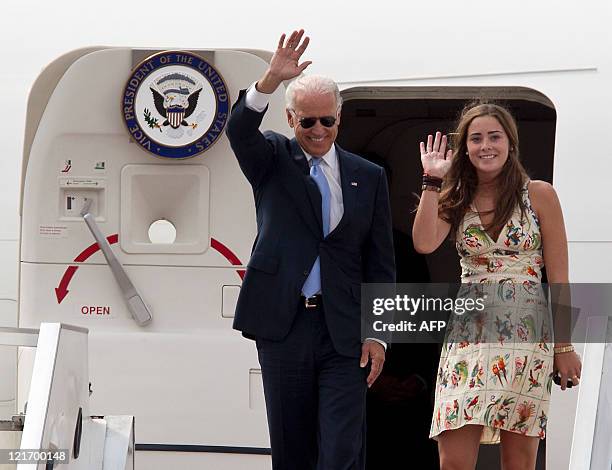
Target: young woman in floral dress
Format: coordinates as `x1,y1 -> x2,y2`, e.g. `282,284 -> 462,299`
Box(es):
412,103 -> 582,470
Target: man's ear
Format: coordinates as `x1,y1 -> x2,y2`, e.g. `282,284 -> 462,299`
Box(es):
286,109 -> 294,128
336,108 -> 342,127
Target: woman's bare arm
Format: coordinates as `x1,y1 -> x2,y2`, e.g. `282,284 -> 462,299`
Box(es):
530,180 -> 581,390
413,191 -> 451,253
412,132 -> 453,253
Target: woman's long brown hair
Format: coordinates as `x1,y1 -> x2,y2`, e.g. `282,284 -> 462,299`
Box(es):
439,103 -> 529,238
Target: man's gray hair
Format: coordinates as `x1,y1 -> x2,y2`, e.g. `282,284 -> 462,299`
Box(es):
285,75 -> 343,111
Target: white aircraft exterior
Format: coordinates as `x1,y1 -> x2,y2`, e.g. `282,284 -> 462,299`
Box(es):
1,2 -> 611,469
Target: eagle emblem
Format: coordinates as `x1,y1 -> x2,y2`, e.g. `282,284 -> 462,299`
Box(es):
144,72 -> 204,136
123,50 -> 229,158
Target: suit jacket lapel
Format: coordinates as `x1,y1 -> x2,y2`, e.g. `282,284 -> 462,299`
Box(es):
279,140 -> 323,237
329,145 -> 359,237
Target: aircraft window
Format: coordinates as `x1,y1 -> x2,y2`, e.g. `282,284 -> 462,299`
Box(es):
148,219 -> 176,244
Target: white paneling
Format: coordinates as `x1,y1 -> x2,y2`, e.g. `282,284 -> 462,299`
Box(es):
568,242 -> 612,283
591,341 -> 612,469
0,294 -> 18,421
0,241 -> 19,299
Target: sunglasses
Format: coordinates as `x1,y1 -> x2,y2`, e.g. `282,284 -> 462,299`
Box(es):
296,116 -> 337,129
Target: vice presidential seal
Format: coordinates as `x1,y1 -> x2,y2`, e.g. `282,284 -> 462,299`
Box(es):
122,51 -> 229,159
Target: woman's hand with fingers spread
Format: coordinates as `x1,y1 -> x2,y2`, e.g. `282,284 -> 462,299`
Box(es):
419,131 -> 454,178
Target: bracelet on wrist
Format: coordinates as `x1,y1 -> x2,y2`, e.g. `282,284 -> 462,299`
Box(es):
423,173 -> 443,182
553,344 -> 575,354
422,174 -> 443,191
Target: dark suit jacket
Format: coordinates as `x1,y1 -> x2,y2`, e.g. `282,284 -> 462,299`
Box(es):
226,90 -> 395,358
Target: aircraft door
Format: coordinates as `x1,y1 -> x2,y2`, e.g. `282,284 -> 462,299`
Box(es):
19,47 -> 286,468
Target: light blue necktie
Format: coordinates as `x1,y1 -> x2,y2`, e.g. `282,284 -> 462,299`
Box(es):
302,157 -> 331,297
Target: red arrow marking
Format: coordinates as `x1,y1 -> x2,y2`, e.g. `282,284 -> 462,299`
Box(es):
211,238 -> 246,280
56,234 -> 119,304
56,234 -> 244,304
74,234 -> 118,262
55,265 -> 77,303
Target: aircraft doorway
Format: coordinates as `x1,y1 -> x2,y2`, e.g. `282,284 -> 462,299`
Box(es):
337,86 -> 557,469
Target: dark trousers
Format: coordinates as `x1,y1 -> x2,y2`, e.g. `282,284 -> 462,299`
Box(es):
256,301 -> 368,470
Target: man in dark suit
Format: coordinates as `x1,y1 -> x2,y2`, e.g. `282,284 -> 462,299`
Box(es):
226,29 -> 395,470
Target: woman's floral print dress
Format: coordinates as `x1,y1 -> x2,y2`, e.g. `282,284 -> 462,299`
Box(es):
430,182 -> 554,444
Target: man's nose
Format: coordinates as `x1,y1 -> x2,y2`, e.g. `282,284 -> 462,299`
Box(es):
310,120 -> 326,132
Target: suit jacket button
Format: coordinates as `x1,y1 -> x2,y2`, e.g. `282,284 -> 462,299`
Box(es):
303,270 -> 309,276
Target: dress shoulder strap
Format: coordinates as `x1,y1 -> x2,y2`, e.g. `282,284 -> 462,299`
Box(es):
522,178 -> 531,192
520,178 -> 541,225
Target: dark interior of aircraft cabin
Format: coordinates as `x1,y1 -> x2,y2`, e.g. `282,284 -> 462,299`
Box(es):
337,86 -> 556,469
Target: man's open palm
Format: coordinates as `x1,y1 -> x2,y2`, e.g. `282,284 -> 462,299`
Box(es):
269,29 -> 312,81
